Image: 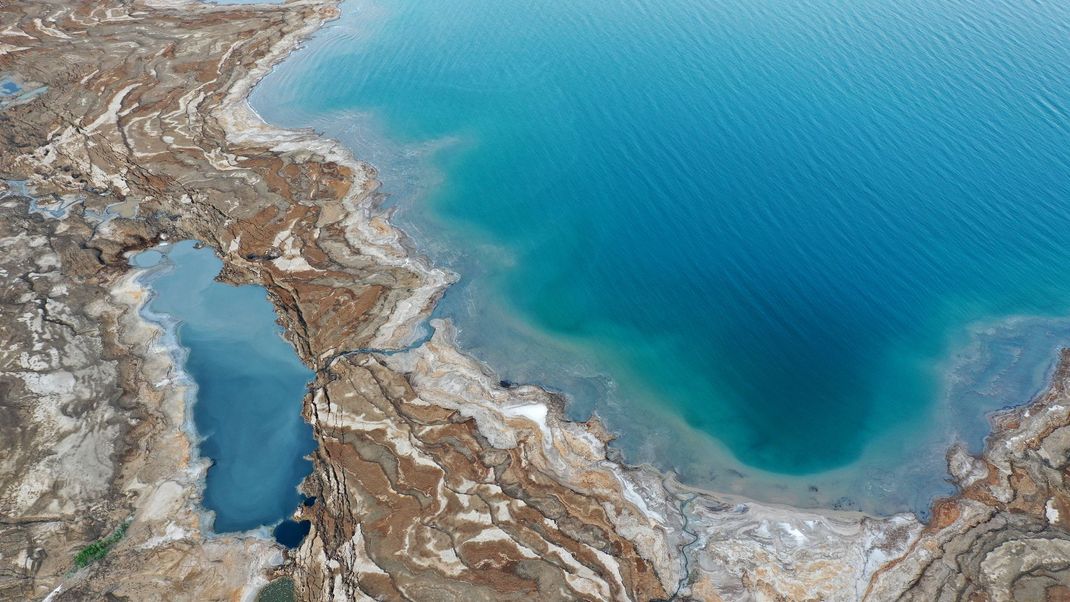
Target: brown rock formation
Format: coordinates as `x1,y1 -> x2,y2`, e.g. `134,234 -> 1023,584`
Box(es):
295,352 -> 666,600
867,351 -> 1070,601
0,183 -> 281,600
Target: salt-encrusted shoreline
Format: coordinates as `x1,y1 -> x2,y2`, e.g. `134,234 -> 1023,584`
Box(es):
211,0 -> 456,353
127,241 -> 299,546
2,0 -> 1070,599
117,2 -> 923,596
111,252 -> 286,601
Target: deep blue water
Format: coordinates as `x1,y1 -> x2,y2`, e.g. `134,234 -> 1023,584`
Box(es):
273,519 -> 312,548
252,0 -> 1070,513
134,241 -> 315,533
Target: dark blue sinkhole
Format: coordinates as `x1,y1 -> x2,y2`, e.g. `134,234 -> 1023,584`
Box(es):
273,520 -> 313,549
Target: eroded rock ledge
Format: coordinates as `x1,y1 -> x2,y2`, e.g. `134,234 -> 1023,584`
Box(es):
0,0 -> 1066,600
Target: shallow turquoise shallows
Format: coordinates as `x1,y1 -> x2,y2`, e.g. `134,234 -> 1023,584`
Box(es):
134,241 -> 315,532
252,0 -> 1070,514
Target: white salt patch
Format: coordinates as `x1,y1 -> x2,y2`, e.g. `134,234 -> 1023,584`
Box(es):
84,83 -> 138,133
140,523 -> 189,549
780,522 -> 808,545
272,256 -> 314,272
611,470 -> 666,523
755,522 -> 771,539
503,403 -> 550,438
349,525 -> 389,575
141,481 -> 184,521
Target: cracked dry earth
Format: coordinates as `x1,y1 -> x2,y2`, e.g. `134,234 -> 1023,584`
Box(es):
0,0 -> 1068,600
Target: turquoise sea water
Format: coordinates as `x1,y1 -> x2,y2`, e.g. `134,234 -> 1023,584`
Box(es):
253,0 -> 1070,513
133,242 -> 315,533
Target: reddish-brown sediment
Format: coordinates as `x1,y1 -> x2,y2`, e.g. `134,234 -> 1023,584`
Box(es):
0,1 -> 1067,600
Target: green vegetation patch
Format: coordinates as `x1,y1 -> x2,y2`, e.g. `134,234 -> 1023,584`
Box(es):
255,578 -> 295,602
74,521 -> 129,569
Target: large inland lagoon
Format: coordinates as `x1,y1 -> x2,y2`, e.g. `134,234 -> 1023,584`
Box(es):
253,0 -> 1070,514
133,241 -> 315,534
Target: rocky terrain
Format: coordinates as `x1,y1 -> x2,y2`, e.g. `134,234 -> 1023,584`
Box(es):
0,0 -> 1067,600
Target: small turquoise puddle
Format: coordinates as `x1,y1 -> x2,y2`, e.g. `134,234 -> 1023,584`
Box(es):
0,75 -> 45,109
132,241 -> 315,543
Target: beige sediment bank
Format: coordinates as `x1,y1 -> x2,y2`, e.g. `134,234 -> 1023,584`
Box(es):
1,1 -> 1068,600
